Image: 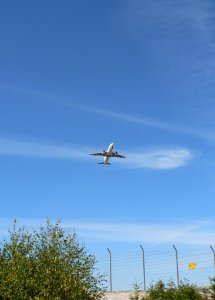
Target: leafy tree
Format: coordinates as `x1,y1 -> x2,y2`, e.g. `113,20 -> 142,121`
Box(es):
0,220 -> 105,300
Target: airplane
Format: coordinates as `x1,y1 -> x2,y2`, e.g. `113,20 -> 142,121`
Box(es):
90,143 -> 126,165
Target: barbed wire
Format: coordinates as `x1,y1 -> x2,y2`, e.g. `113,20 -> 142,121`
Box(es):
95,246 -> 215,291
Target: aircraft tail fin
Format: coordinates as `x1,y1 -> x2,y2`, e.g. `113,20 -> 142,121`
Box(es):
98,162 -> 111,165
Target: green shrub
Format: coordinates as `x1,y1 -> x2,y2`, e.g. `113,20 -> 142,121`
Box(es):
131,279 -> 205,300
208,276 -> 215,299
176,280 -> 204,300
0,220 -> 105,300
142,279 -> 177,300
129,281 -> 143,300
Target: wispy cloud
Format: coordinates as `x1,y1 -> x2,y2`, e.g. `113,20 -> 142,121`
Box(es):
124,0 -> 215,107
71,105 -> 215,141
1,84 -> 215,141
0,139 -> 88,160
0,138 -> 194,169
1,218 -> 215,245
70,221 -> 215,245
123,148 -> 194,169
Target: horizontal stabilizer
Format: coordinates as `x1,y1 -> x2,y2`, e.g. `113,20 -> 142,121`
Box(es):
98,162 -> 111,165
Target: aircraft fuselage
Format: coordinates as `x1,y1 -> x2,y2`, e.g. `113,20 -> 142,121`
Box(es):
103,143 -> 114,164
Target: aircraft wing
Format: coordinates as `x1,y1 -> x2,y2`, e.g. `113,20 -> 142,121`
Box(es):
90,152 -> 107,157
111,152 -> 126,158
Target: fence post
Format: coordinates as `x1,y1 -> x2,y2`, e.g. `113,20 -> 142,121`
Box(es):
173,245 -> 179,288
140,245 -> 146,291
107,248 -> 112,292
210,245 -> 215,273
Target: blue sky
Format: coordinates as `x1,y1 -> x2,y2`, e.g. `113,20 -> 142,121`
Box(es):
1,0 -> 215,288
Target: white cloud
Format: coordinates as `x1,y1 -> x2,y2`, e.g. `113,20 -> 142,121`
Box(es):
0,138 -> 194,169
1,218 -> 215,246
0,139 -> 88,160
1,84 -> 215,141
123,148 -> 194,169
73,106 -> 215,141
124,0 -> 215,88
69,221 -> 215,245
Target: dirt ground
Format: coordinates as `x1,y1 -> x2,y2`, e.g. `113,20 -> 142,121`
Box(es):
104,291 -> 146,300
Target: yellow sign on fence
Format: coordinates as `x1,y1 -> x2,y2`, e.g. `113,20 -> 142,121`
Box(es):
189,263 -> 197,269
